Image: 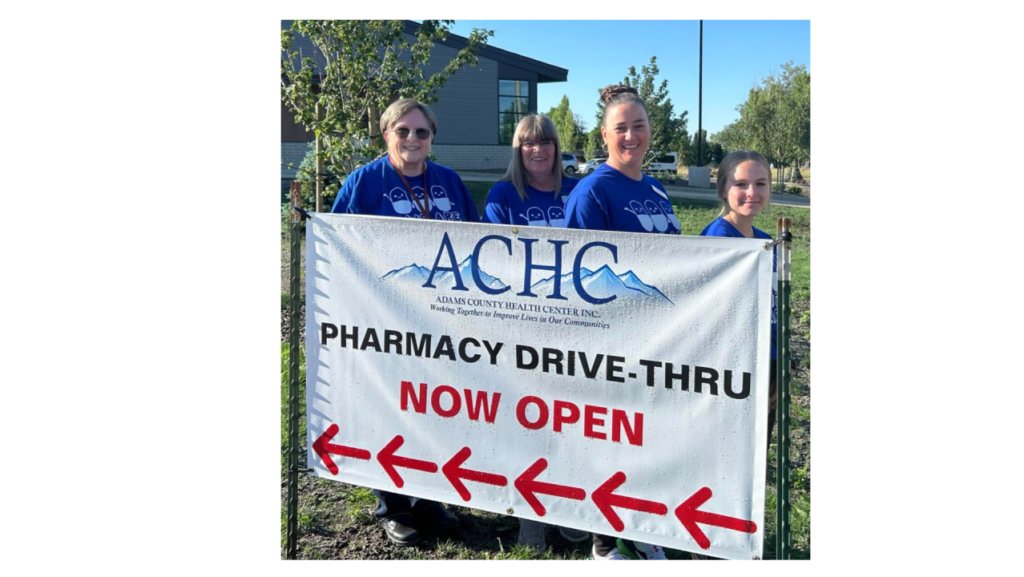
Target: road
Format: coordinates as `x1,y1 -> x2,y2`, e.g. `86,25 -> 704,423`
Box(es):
456,172 -> 811,209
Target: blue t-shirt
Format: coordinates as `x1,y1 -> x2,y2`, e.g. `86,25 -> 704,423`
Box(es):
564,163 -> 681,234
330,155 -> 480,221
481,178 -> 580,227
701,217 -> 778,360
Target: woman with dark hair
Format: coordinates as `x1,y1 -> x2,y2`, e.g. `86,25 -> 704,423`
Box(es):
330,97 -> 474,547
564,85 -> 679,561
564,85 -> 680,235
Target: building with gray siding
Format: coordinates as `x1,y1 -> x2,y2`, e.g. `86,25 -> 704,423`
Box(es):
281,20 -> 568,181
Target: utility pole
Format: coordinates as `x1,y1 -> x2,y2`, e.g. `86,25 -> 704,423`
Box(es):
697,20 -> 703,168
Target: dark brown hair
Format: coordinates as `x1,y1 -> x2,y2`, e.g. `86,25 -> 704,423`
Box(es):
600,84 -> 648,124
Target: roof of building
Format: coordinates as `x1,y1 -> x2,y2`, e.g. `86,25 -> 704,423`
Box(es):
281,20 -> 568,83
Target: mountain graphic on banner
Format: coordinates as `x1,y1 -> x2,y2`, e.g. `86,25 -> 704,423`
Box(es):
381,257 -> 508,291
530,265 -> 673,305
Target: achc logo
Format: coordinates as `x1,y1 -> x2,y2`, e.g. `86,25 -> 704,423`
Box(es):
380,233 -> 672,306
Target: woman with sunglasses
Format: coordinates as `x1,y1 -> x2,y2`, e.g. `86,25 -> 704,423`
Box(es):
329,98 -> 473,547
481,114 -> 579,228
331,98 -> 478,222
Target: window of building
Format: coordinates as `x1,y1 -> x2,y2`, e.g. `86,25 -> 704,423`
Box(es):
498,80 -> 530,144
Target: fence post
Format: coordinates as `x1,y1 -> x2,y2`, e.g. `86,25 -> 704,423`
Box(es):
775,217 -> 792,560
286,181 -> 303,559
315,103 -> 324,213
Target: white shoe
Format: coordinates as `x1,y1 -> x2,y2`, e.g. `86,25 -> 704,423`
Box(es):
591,545 -> 627,560
631,541 -> 667,560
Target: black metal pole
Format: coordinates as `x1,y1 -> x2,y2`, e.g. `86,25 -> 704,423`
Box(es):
775,217 -> 793,560
286,181 -> 302,559
697,20 -> 703,168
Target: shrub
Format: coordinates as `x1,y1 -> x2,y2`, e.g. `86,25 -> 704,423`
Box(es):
293,144 -> 340,210
788,186 -> 803,195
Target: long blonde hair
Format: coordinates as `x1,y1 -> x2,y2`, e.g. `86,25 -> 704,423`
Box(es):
501,114 -> 563,200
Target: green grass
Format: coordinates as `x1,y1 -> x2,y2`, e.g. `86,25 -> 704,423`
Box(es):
280,342 -> 306,472
465,180 -> 493,210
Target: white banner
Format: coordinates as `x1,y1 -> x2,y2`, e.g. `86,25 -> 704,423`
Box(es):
306,214 -> 773,559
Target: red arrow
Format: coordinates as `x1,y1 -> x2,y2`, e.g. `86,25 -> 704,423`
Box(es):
376,435 -> 438,488
514,458 -> 586,516
311,424 -> 371,475
591,471 -> 668,532
441,447 -> 508,501
674,487 -> 758,549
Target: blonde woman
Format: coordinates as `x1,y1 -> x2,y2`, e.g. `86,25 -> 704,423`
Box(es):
331,98 -> 478,222
481,114 -> 589,550
330,98 -> 471,546
481,114 -> 579,227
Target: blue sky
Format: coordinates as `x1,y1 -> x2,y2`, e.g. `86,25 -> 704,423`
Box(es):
444,20 -> 810,138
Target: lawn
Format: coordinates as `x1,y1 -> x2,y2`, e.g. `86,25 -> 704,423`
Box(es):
282,181 -> 811,559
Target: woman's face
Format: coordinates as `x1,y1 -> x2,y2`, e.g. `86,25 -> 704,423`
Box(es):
601,102 -> 649,169
519,134 -> 556,183
384,108 -> 432,170
724,160 -> 771,219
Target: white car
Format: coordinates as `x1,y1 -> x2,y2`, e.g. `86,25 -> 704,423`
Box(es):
579,158 -> 607,175
562,153 -> 579,174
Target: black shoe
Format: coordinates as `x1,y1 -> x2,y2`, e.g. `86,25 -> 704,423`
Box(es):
380,513 -> 420,546
413,501 -> 459,531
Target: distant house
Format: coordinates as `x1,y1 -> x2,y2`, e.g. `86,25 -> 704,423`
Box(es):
281,20 -> 568,182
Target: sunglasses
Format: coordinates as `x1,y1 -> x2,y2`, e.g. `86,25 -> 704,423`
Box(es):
521,139 -> 555,149
391,127 -> 432,140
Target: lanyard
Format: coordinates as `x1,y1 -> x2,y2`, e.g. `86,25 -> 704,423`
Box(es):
388,156 -> 431,219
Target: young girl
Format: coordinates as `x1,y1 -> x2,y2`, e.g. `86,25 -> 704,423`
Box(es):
700,150 -> 778,457
564,84 -> 676,561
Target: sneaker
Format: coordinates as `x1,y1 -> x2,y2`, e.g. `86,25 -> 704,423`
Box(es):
631,541 -> 667,560
558,526 -> 590,543
517,519 -> 547,551
591,545 -> 627,560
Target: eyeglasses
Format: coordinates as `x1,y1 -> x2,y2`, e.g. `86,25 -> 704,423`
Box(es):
391,127 -> 432,140
521,140 -> 555,150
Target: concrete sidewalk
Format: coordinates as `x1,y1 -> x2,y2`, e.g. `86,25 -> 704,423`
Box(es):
456,171 -> 810,209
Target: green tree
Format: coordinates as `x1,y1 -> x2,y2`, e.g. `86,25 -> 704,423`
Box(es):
711,122 -> 748,154
281,20 -> 492,186
585,126 -> 604,157
718,62 -> 810,189
787,63 -> 811,168
710,142 -> 725,166
547,95 -> 586,154
572,114 -> 588,154
685,129 -> 712,167
594,56 -> 689,169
